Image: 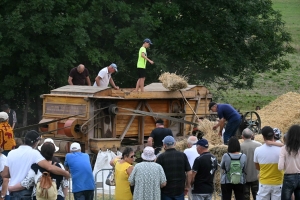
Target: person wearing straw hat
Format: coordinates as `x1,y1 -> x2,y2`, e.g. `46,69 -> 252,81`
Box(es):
0,111 -> 16,156
128,147 -> 166,200
93,63 -> 119,89
156,136 -> 192,200
209,102 -> 241,145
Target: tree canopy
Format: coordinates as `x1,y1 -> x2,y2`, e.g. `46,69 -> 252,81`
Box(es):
0,0 -> 293,125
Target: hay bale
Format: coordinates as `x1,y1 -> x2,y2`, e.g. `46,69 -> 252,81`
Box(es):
258,92 -> 300,133
175,138 -> 188,152
158,72 -> 188,91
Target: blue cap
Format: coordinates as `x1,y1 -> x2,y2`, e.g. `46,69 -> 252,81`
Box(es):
162,136 -> 175,146
143,38 -> 153,45
195,138 -> 209,148
110,63 -> 118,72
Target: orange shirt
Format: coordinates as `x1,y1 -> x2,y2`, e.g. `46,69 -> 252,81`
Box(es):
0,121 -> 16,150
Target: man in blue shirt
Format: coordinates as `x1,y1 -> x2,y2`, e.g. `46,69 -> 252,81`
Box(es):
64,142 -> 95,200
209,102 -> 241,145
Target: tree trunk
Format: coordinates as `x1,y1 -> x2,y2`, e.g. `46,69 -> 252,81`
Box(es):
22,86 -> 30,127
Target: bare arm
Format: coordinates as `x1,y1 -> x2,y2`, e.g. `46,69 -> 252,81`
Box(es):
265,140 -> 284,147
109,78 -> 119,90
160,182 -> 166,188
1,177 -> 9,195
191,171 -> 197,185
86,76 -> 91,86
218,118 -> 226,134
147,137 -> 153,147
2,166 -> 10,178
8,183 -> 24,192
255,163 -> 260,171
38,160 -> 70,179
95,76 -> 101,86
141,52 -> 154,64
185,170 -> 192,189
68,76 -> 73,85
126,166 -> 134,176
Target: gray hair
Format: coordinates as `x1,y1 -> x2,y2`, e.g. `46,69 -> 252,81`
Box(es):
242,128 -> 253,139
187,136 -> 198,146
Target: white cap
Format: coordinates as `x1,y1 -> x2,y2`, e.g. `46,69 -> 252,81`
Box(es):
38,138 -> 59,152
70,142 -> 81,151
0,112 -> 8,121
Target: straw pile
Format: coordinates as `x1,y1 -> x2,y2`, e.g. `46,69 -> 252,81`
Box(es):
258,92 -> 300,133
158,72 -> 188,91
198,119 -> 223,146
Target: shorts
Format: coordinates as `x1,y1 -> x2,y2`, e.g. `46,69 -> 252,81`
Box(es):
137,68 -> 146,78
256,183 -> 281,200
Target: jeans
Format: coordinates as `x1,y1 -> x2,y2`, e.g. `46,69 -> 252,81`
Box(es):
281,174 -> 300,200
4,195 -> 10,200
191,193 -> 212,200
223,118 -> 241,145
73,190 -> 94,200
244,180 -> 259,200
10,189 -> 32,200
161,192 -> 184,200
221,183 -> 245,200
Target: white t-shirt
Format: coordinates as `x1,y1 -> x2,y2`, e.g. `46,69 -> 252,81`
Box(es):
93,67 -> 111,87
0,154 -> 9,195
6,145 -> 45,186
184,145 -> 199,168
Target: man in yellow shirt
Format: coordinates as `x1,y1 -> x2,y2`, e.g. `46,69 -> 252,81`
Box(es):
133,38 -> 154,92
0,112 -> 16,156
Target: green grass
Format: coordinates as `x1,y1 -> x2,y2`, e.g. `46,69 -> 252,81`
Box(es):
209,0 -> 300,113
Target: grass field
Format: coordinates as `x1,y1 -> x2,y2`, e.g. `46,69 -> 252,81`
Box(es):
209,0 -> 300,112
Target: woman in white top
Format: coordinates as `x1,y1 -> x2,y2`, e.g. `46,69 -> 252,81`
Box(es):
278,125 -> 300,200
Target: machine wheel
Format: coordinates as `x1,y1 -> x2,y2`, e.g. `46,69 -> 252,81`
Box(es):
240,111 -> 261,135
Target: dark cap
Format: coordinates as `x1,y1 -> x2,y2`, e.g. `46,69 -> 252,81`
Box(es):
25,130 -> 41,144
209,102 -> 217,110
195,138 -> 209,148
143,38 -> 153,45
155,119 -> 164,124
261,126 -> 274,138
1,104 -> 9,110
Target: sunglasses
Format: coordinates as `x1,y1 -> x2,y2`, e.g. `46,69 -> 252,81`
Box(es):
130,155 -> 135,158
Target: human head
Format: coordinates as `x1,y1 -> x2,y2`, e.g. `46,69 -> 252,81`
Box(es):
77,64 -> 85,73
285,125 -> 300,155
122,147 -> 135,164
0,112 -> 8,122
70,142 -> 81,152
141,146 -> 156,161
38,138 -> 59,152
209,102 -> 217,112
40,142 -> 55,161
25,130 -> 41,147
143,38 -> 152,48
227,137 -> 241,153
273,128 -> 282,140
1,104 -> 9,112
242,128 -> 253,140
195,138 -> 209,154
155,119 -> 164,127
187,136 -> 198,148
261,126 -> 274,141
162,136 -> 176,149
108,63 -> 118,73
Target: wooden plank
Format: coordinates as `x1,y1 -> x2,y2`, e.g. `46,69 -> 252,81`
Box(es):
189,97 -> 201,134
119,101 -> 142,140
138,102 -> 145,145
111,90 -> 196,99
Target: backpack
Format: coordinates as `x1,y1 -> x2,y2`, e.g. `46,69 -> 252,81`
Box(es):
36,171 -> 58,200
226,153 -> 243,184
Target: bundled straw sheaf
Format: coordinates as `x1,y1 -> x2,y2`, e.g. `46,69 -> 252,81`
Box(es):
158,72 -> 188,91
198,119 -> 223,146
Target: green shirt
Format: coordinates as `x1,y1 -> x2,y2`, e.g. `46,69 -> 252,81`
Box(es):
137,46 -> 147,69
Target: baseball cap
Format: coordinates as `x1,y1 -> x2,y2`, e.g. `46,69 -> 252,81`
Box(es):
162,136 -> 175,146
195,138 -> 209,148
143,38 -> 153,45
38,138 -> 59,152
209,102 -> 217,110
110,63 -> 118,72
25,130 -> 41,144
261,126 -> 274,138
0,112 -> 8,121
70,142 -> 81,151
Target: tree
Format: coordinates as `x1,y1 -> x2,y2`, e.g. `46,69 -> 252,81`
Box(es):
0,0 -> 293,126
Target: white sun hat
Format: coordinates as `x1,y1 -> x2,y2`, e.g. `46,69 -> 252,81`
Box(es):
141,146 -> 156,161
38,138 -> 59,152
